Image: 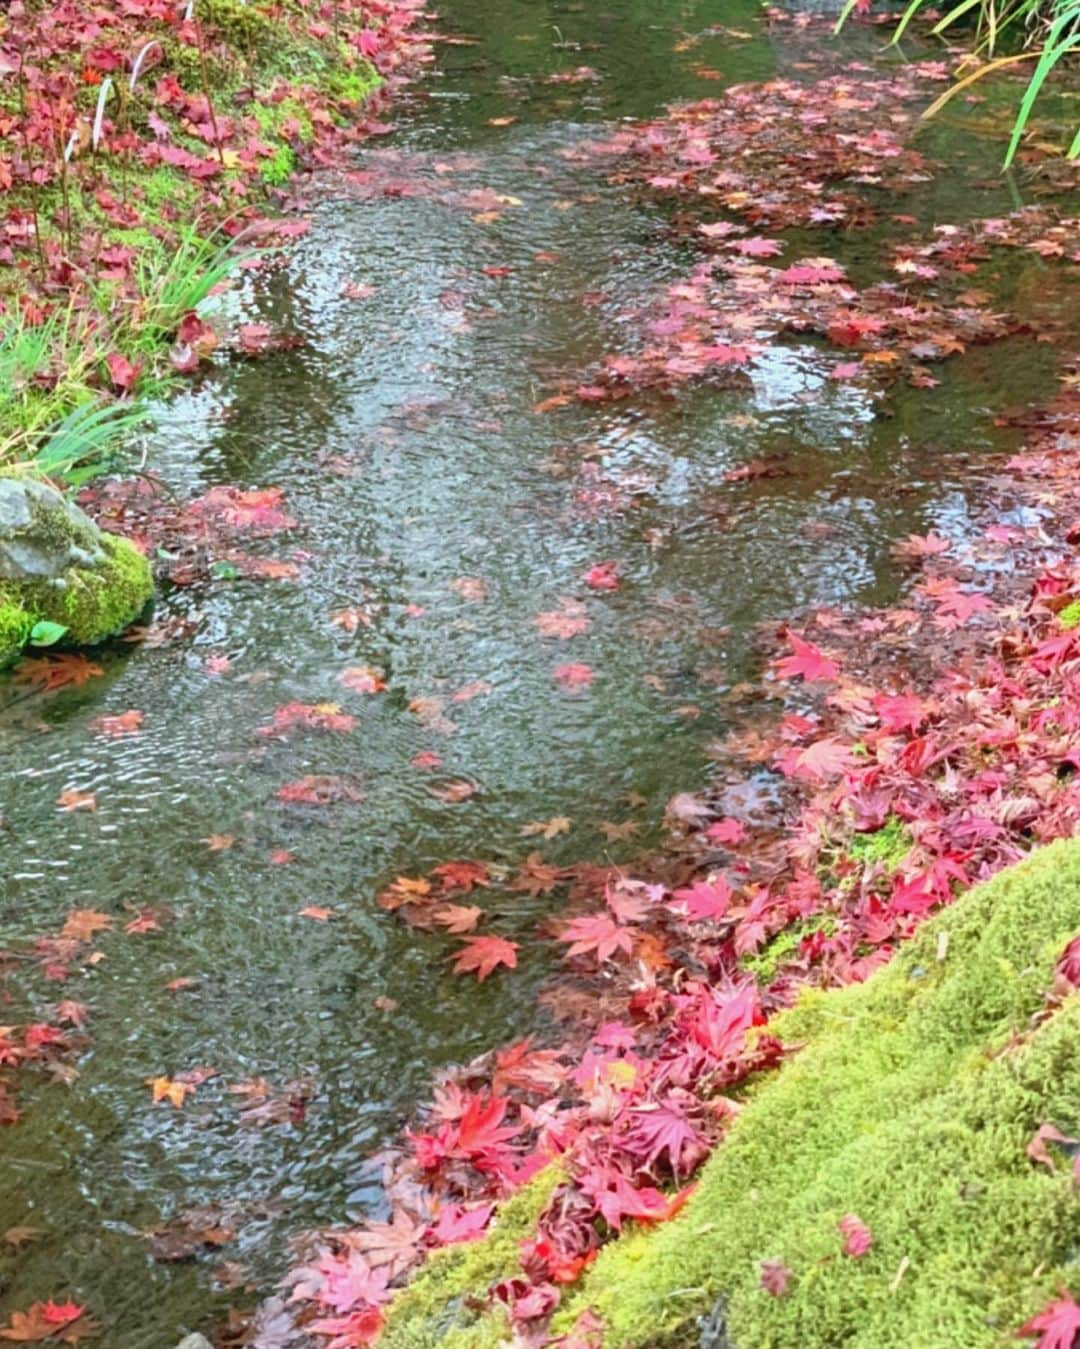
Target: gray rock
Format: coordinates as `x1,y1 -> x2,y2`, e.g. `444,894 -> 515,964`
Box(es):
0,472 -> 154,666
174,1335 -> 214,1349
0,476 -> 106,580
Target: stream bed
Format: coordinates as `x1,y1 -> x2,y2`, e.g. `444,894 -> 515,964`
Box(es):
0,1 -> 1072,1343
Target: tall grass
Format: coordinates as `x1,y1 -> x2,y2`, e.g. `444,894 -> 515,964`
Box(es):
835,0 -> 1080,165
0,226 -> 245,484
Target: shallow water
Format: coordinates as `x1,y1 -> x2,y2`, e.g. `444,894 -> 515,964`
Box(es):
0,2 -> 1071,1343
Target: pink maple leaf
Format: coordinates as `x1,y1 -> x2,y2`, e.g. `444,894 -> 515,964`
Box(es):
772,632 -> 839,683
554,663 -> 595,690
670,875 -> 733,922
559,912 -> 635,963
1016,1294 -> 1080,1349
838,1213 -> 872,1258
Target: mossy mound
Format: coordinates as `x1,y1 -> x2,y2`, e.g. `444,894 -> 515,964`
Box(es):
379,1166 -> 564,1348
0,475 -> 152,665
549,839 -> 1080,1348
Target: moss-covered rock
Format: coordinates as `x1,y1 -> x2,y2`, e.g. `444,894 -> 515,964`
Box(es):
552,840 -> 1080,1347
0,475 -> 152,665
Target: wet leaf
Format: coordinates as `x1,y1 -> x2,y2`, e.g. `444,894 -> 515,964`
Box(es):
451,936 -> 519,981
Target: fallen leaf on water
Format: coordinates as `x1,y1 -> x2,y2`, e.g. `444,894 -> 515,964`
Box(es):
410,750 -> 443,770
450,576 -> 488,602
147,1076 -> 193,1108
451,679 -> 492,703
451,935 -> 519,981
428,903 -> 483,933
88,709 -> 143,736
331,606 -> 372,632
276,776 -> 365,806
0,1299 -> 97,1343
553,663 -> 595,691
61,910 -> 111,942
56,790 -> 96,813
771,633 -> 839,683
13,655 -> 103,692
583,560 -> 621,591
599,819 -> 638,841
521,817 -> 572,839
427,779 -> 477,803
535,599 -> 590,639
339,666 -> 387,694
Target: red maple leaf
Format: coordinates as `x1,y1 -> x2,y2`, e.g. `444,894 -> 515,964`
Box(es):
932,587 -> 992,629
670,875 -> 733,922
88,709 -> 144,736
759,1258 -> 792,1297
583,560 -> 621,591
577,1166 -> 672,1231
426,1202 -> 494,1247
553,663 -> 595,690
838,1213 -> 873,1258
431,859 -> 490,893
729,235 -> 784,257
558,913 -> 635,964
13,654 -> 104,692
452,1092 -> 521,1158
105,351 -> 142,391
686,982 -> 757,1060
706,818 -> 746,846
772,633 -> 839,683
873,690 -> 927,735
776,737 -> 855,782
620,1099 -> 707,1178
1016,1294 -> 1080,1349
777,260 -> 845,285
451,935 -> 519,981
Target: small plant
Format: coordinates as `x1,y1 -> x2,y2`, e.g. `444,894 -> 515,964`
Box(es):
835,0 -> 1080,164
27,399 -> 151,485
137,223 -> 248,335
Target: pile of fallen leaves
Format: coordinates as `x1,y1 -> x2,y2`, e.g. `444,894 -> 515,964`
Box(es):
79,477 -> 302,586
548,61 -> 1079,405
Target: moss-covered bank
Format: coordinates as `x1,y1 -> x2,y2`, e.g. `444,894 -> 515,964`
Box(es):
555,839 -> 1080,1347
381,841 -> 1080,1348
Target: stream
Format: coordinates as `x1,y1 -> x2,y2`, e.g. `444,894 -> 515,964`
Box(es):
0,1 -> 1071,1343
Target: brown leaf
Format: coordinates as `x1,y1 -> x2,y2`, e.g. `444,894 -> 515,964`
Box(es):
56,791 -> 96,813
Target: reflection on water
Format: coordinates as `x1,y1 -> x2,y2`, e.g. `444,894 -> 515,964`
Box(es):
0,0 -> 1066,1343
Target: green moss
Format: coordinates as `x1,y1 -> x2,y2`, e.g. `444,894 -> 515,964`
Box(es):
848,814 -> 912,872
555,839 -> 1080,1347
260,144 -> 296,186
253,97 -> 315,144
380,1165 -> 564,1349
325,59 -> 381,104
1058,599 -> 1080,630
741,912 -> 837,983
0,598 -> 35,666
200,0 -> 275,49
